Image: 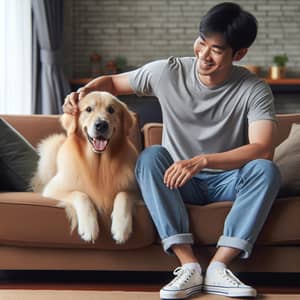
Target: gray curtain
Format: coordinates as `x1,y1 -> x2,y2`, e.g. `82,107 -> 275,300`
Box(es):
32,0 -> 70,114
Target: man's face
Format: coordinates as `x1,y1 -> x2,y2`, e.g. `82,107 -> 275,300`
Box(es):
193,33 -> 235,77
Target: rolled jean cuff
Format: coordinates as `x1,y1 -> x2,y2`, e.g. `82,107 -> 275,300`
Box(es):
217,235 -> 253,259
162,233 -> 194,255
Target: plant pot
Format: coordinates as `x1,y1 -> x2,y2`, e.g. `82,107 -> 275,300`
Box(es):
269,65 -> 286,80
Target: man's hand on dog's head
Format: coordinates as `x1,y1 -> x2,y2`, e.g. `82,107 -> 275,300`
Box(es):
63,87 -> 91,115
63,92 -> 79,115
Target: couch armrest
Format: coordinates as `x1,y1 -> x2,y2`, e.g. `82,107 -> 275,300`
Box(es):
142,123 -> 163,148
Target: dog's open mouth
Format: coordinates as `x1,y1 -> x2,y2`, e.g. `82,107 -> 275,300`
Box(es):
87,134 -> 110,153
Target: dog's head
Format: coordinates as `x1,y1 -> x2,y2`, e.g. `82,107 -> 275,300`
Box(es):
61,91 -> 134,154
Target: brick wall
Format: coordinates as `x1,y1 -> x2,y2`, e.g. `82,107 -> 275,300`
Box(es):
65,0 -> 300,78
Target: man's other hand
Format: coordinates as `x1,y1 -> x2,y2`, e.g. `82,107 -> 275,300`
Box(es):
164,155 -> 208,189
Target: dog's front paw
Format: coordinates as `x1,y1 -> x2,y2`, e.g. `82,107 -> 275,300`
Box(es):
78,206 -> 99,243
111,213 -> 132,244
77,213 -> 99,243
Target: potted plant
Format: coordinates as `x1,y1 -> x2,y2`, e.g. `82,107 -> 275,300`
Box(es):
269,54 -> 288,79
115,56 -> 128,73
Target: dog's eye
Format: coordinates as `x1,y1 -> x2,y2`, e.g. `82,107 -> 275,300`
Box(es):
86,106 -> 92,113
107,106 -> 115,114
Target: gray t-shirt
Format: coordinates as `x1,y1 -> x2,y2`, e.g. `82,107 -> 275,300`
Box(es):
128,56 -> 275,163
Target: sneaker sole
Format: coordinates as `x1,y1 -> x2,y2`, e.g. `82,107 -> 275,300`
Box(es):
160,284 -> 203,299
203,285 -> 257,298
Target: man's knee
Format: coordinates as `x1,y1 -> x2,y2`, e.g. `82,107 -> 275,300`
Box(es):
135,145 -> 172,178
246,159 -> 281,186
136,145 -> 171,167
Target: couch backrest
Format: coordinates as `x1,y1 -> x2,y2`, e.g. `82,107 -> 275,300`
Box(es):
0,113 -> 142,152
274,113 -> 300,146
142,113 -> 300,148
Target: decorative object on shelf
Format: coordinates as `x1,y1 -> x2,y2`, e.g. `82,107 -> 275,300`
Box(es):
243,64 -> 261,76
115,56 -> 128,72
269,53 -> 288,80
90,52 -> 102,77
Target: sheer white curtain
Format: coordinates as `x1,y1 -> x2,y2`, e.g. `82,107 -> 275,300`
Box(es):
0,0 -> 32,114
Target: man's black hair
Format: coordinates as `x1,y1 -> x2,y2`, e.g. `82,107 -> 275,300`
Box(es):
199,2 -> 258,53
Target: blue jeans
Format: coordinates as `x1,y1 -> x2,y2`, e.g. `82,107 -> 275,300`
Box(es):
135,145 -> 281,258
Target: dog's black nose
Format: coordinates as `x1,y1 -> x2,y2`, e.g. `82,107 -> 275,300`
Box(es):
95,120 -> 109,134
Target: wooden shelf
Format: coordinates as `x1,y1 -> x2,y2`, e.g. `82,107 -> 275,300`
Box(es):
70,78 -> 93,85
264,78 -> 300,85
70,77 -> 300,86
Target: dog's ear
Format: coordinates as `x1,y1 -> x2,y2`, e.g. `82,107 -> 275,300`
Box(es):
120,102 -> 134,137
60,113 -> 78,136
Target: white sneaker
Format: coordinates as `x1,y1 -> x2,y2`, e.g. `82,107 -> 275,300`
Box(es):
160,266 -> 203,299
203,267 -> 257,298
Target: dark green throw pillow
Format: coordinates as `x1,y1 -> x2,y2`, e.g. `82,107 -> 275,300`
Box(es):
0,118 -> 39,191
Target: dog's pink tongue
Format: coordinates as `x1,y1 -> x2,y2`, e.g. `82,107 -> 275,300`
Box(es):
93,139 -> 108,151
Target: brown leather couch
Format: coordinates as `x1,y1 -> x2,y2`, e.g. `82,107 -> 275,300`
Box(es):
0,113 -> 299,273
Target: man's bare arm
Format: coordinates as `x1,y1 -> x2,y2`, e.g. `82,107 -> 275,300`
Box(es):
164,120 -> 277,189
202,119 -> 276,168
83,73 -> 134,96
63,73 -> 134,114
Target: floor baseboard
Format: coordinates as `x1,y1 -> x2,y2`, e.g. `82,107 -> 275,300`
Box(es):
0,271 -> 299,286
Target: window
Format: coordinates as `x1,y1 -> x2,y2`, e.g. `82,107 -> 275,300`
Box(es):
0,0 -> 32,114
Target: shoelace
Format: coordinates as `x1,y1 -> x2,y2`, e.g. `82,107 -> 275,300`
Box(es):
220,268 -> 244,286
167,267 -> 194,287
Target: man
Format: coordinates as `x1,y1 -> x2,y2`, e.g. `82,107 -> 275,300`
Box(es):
64,3 -> 281,299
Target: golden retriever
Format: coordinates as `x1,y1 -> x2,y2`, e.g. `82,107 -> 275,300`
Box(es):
31,91 -> 140,244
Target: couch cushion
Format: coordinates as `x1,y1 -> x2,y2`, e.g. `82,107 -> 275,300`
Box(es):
0,192 -> 155,250
0,118 -> 39,191
274,123 -> 300,196
188,197 -> 300,245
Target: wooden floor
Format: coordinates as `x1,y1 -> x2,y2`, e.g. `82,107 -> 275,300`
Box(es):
0,282 -> 299,294
0,271 -> 299,294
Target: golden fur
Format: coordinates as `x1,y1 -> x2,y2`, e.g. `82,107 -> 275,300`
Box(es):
31,91 -> 140,243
